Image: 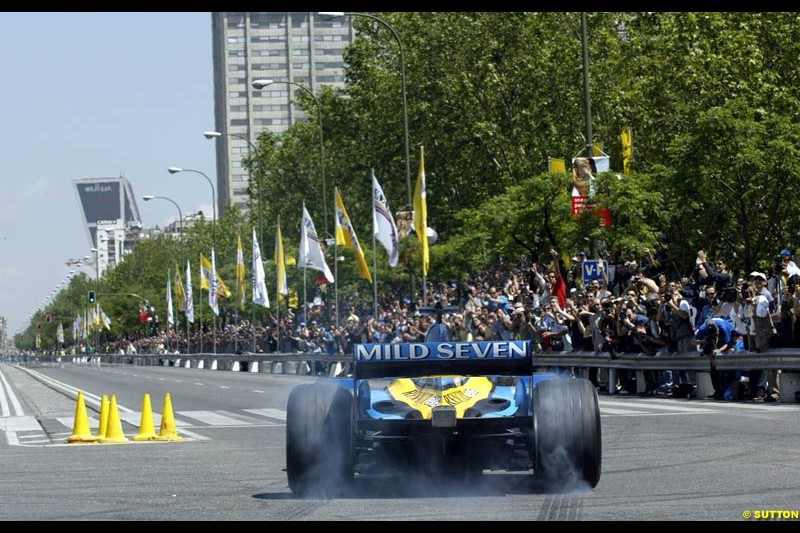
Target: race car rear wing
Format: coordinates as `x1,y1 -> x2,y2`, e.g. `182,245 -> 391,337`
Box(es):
352,340 -> 533,379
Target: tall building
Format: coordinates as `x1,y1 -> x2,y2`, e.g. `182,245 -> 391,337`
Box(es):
211,12 -> 353,215
72,177 -> 143,277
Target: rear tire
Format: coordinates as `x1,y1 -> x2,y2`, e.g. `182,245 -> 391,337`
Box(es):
286,382 -> 354,496
532,378 -> 601,489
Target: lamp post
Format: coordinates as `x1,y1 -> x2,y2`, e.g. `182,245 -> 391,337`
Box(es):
143,194 -> 188,355
167,167 -> 216,246
319,12 -> 412,209
142,195 -> 184,268
168,166 -> 218,354
251,78 -> 330,239
204,131 -> 264,248
206,130 -> 264,354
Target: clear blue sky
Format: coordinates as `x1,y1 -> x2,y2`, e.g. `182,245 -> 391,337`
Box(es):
0,12 -> 216,336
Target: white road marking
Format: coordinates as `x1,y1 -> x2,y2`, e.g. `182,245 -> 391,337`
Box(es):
600,399 -> 718,413
600,407 -> 650,415
0,368 -> 24,416
244,408 -> 287,421
1,416 -> 41,432
56,416 -> 100,429
176,410 -> 249,426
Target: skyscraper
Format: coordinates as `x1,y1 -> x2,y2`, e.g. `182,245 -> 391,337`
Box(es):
72,177 -> 142,277
211,12 -> 353,215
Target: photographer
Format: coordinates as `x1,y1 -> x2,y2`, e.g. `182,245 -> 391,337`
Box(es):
424,301 -> 452,342
692,318 -> 736,400
632,316 -> 669,395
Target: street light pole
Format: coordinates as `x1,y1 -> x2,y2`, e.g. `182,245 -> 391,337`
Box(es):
319,12 -> 412,209
168,166 -> 218,354
143,194 -> 187,354
204,131 -> 264,249
167,167 -> 216,246
205,130 -> 266,354
251,79 -> 330,239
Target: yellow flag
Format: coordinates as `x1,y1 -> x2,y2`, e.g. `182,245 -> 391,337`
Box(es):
621,127 -> 633,175
275,222 -> 288,300
236,235 -> 245,311
413,145 -> 429,276
548,157 -> 566,173
335,187 -> 372,282
174,265 -> 185,313
200,255 -> 209,291
288,287 -> 298,309
200,253 -> 232,298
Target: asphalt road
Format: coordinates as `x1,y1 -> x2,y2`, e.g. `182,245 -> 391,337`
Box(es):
1,361 -> 799,521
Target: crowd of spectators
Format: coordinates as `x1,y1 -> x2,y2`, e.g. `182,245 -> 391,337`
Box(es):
65,246 -> 800,404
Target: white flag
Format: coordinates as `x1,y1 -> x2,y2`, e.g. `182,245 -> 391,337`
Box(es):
167,270 -> 174,327
209,248 -> 219,316
298,204 -> 334,283
372,170 -> 399,267
185,259 -> 194,323
252,227 -> 270,308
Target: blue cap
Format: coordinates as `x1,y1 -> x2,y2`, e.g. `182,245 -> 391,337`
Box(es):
578,251 -> 587,256
781,248 -> 792,256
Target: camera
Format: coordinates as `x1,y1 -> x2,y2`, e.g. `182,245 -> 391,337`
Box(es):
702,340 -> 715,355
740,281 -> 751,297
721,286 -> 738,303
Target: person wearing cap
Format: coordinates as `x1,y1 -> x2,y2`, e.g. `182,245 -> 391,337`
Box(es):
779,249 -> 800,277
745,270 -> 781,402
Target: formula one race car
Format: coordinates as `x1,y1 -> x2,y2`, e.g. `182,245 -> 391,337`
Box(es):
286,340 -> 601,496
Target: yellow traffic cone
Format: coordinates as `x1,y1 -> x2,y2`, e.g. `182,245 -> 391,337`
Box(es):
67,391 -> 99,443
98,395 -> 109,438
133,393 -> 158,441
155,393 -> 184,441
100,394 -> 130,444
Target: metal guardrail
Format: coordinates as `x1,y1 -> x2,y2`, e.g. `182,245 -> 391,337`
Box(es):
13,349 -> 800,372
533,350 -> 800,371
